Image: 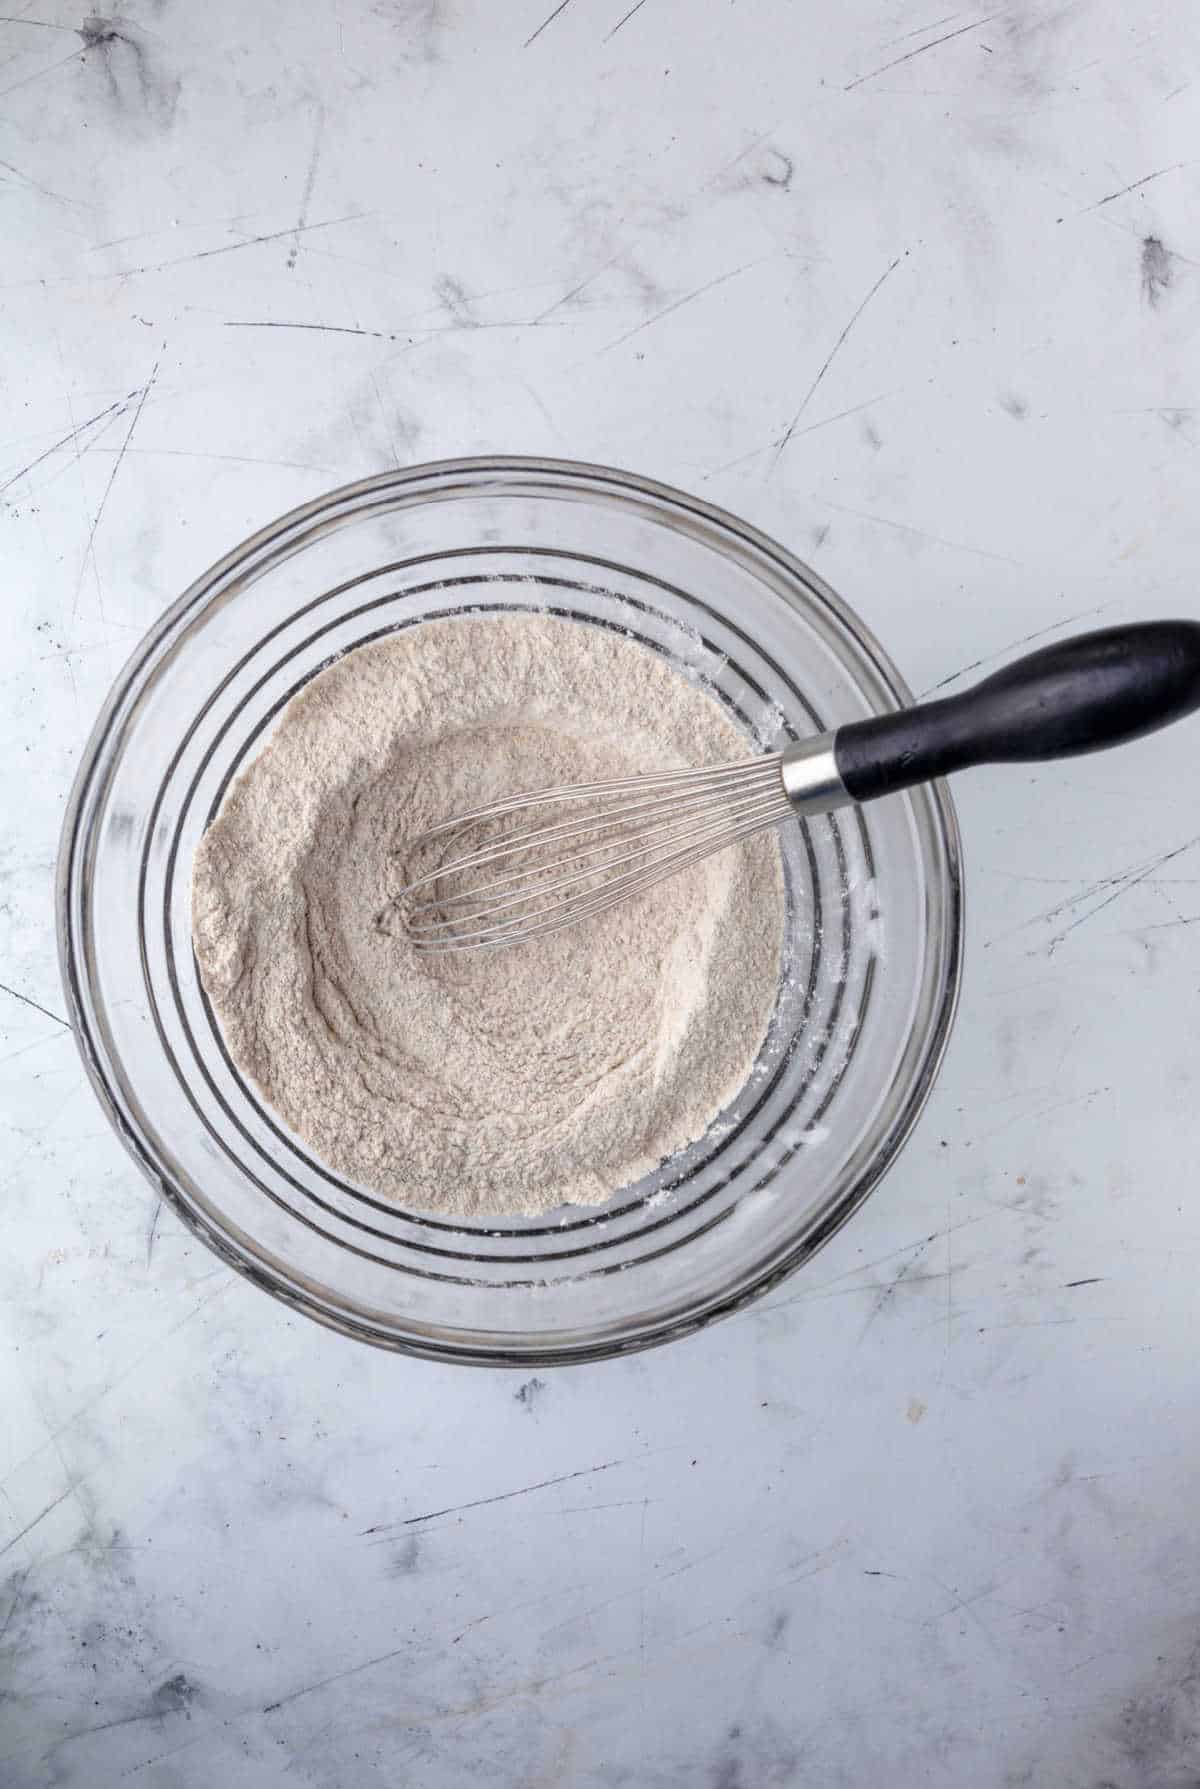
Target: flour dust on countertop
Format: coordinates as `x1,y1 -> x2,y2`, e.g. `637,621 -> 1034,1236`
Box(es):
192,614 -> 785,1218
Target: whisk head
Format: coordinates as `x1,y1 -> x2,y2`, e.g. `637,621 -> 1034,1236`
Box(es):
397,754 -> 793,952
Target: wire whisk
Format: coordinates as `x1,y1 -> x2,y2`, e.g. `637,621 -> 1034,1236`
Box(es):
394,621 -> 1200,953
398,755 -> 798,952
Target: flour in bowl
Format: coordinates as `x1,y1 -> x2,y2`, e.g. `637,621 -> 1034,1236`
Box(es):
191,614 -> 785,1218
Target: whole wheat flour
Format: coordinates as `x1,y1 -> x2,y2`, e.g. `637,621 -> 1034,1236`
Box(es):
192,614 -> 785,1218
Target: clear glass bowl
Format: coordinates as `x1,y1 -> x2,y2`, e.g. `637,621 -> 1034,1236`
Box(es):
57,459 -> 963,1364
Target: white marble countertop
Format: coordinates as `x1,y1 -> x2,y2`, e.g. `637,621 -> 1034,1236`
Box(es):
4,2 -> 1200,1783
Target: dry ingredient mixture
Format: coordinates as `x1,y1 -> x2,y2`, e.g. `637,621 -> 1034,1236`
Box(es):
192,614 -> 785,1218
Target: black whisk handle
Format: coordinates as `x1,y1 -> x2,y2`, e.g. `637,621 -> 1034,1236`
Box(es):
832,620 -> 1200,803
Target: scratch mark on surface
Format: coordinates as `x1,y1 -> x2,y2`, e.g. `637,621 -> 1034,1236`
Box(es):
38,1691 -> 196,1754
27,1281 -> 234,1472
945,1202 -> 953,1361
819,497 -> 1018,563
1115,404 -> 1200,419
1034,835 -> 1200,953
0,979 -> 68,1028
741,1208 -> 1017,1327
979,1316 -> 1107,1330
451,1584 -> 569,1648
918,602 -> 1116,695
524,0 -> 574,47
546,1497 -> 649,1519
95,214 -> 362,281
653,1539 -> 739,1592
72,356 -> 160,618
1053,1020 -> 1082,1080
92,445 -> 335,473
0,1485 -> 75,1561
703,391 -> 894,479
604,0 -> 649,39
802,1271 -> 951,1305
117,1730 -> 209,1777
601,260 -> 762,353
1083,162 -> 1193,211
264,1643 -> 410,1714
223,320 -> 396,340
520,380 -> 563,442
0,1029 -> 72,1070
879,12 -> 959,48
860,1238 -> 932,1338
390,318 -> 571,353
1065,1277 -> 1105,1288
770,257 -> 901,470
0,14 -> 76,26
705,128 -> 774,188
637,1497 -> 648,1712
370,369 -> 402,467
779,395 -> 901,468
1001,839 -> 1200,934
776,1542 -> 848,1592
0,406 -> 117,497
0,1568 -> 30,1647
532,257 -> 618,323
928,1578 -> 1006,1646
364,1460 -> 624,1534
289,105 -> 325,270
844,14 -> 995,90
976,1086 -> 1107,1142
145,1199 -> 162,1267
0,43 -> 83,102
0,1287 -> 233,1530
0,152 -> 84,206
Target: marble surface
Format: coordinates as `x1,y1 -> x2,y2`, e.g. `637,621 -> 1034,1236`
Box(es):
3,1 -> 1200,1782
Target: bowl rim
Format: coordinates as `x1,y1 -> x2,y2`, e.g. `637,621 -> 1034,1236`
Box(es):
56,454 -> 964,1365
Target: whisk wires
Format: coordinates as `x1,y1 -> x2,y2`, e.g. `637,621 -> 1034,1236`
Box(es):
397,755 -> 790,951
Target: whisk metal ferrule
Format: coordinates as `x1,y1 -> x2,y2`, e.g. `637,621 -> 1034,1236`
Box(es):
779,736 -> 847,814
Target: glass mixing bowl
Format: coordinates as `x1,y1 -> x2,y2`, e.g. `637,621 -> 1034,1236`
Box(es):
57,458 -> 962,1364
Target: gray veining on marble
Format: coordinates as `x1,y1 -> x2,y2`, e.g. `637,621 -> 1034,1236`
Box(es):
3,2 -> 1200,1783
